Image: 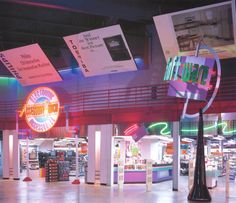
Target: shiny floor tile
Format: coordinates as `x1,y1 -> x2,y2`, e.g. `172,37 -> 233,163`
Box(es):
0,173 -> 236,203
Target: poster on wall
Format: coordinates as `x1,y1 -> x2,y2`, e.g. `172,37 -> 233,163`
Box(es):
0,43 -> 62,86
153,1 -> 236,61
63,24 -> 137,77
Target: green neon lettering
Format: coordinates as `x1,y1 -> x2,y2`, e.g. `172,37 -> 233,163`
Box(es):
200,65 -> 209,85
191,64 -> 199,83
173,56 -> 181,81
182,63 -> 192,82
164,57 -> 173,81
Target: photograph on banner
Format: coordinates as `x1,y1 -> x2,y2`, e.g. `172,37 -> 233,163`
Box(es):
0,43 -> 62,86
63,25 -> 137,77
153,0 -> 236,61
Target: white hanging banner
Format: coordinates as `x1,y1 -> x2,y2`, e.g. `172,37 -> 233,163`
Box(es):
0,43 -> 62,86
63,25 -> 137,77
153,1 -> 236,61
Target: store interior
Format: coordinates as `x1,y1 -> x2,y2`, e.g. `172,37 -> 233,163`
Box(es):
15,118 -> 236,189
19,137 -> 88,182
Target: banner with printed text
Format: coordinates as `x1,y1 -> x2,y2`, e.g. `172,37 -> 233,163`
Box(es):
0,43 -> 62,86
64,25 -> 137,77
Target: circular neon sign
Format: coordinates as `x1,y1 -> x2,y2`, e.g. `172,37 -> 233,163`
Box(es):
25,87 -> 60,133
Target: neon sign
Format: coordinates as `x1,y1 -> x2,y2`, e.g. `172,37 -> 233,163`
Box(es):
164,56 -> 211,86
148,122 -> 171,135
22,87 -> 60,133
164,55 -> 215,101
181,122 -> 236,135
124,124 -> 139,136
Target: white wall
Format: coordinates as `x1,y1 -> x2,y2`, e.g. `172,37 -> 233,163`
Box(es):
38,140 -> 54,152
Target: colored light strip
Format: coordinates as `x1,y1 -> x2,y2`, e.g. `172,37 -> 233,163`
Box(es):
181,122 -> 236,135
148,122 -> 171,135
0,77 -> 16,85
124,124 -> 139,136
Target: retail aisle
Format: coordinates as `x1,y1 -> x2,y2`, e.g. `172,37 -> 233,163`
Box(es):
0,176 -> 235,203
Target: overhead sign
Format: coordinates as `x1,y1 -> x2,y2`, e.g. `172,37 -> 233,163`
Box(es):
164,56 -> 215,100
153,1 -> 236,61
23,87 -> 60,133
63,25 -> 137,77
0,44 -> 62,86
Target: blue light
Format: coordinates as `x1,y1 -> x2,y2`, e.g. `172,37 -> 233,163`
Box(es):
134,57 -> 144,70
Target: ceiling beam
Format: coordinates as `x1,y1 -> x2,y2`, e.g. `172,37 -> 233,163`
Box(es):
1,0 -> 160,21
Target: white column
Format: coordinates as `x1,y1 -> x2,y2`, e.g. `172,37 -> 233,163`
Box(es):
100,124 -> 113,186
3,130 -> 20,180
75,133 -> 79,179
87,125 -> 96,183
3,130 -> 10,179
12,130 -> 20,180
172,121 -> 180,191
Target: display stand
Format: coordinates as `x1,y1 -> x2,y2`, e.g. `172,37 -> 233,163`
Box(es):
65,107 -> 81,184
226,160 -> 230,197
23,134 -> 32,182
118,160 -> 124,190
146,159 -> 152,192
72,129 -> 80,185
45,160 -> 58,182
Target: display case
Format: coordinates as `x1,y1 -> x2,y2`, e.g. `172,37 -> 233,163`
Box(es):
114,164 -> 172,184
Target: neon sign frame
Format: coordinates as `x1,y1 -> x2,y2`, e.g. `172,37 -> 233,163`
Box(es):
21,87 -> 60,133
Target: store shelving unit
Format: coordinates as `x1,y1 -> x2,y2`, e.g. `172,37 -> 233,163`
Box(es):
45,160 -> 58,182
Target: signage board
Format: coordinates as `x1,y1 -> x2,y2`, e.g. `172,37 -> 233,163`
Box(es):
0,44 -> 62,86
164,55 -> 215,100
64,25 -> 137,77
153,1 -> 236,61
23,87 -> 60,133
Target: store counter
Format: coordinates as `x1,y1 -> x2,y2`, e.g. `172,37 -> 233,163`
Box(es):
114,164 -> 172,184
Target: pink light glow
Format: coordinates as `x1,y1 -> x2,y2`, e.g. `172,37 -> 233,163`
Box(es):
124,124 -> 139,136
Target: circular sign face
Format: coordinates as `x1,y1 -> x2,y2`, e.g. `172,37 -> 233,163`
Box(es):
183,44 -> 221,119
25,87 -> 60,133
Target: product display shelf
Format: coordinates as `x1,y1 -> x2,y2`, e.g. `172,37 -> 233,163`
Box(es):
58,161 -> 70,181
229,156 -> 236,180
45,160 -> 58,182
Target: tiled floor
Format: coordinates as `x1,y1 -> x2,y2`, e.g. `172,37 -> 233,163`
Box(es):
0,172 -> 236,203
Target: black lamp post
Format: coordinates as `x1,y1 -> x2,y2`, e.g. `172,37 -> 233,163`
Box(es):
188,109 -> 211,202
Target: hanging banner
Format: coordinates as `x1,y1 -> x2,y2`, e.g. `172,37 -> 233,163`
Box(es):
153,1 -> 236,61
0,44 -> 62,86
63,25 -> 137,77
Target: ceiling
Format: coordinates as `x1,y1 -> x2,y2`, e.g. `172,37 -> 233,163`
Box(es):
0,0 -> 229,77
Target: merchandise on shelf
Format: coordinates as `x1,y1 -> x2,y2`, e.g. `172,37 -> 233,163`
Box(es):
45,159 -> 58,182
58,161 -> 70,181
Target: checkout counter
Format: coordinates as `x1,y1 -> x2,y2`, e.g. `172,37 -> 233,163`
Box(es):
114,163 -> 172,183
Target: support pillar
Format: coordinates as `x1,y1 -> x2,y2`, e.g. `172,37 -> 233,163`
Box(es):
87,125 -> 96,184
172,121 -> 180,191
3,130 -> 20,180
100,124 -> 113,186
87,124 -> 113,185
